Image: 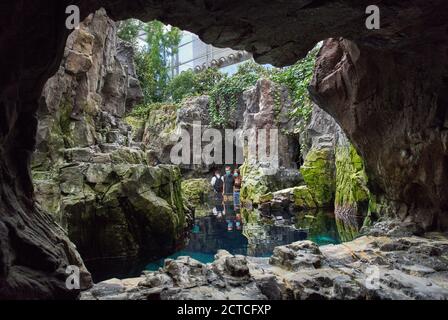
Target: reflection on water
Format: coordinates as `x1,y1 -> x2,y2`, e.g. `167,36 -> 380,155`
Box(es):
295,210 -> 341,245
145,207 -> 340,271
86,201 -> 341,281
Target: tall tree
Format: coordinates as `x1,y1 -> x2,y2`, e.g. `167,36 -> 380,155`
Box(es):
118,19 -> 182,105
141,20 -> 181,103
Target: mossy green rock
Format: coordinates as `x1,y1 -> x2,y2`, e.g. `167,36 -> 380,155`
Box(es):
300,147 -> 335,207
335,144 -> 369,207
334,144 -> 370,241
293,185 -> 318,208
240,163 -> 276,205
181,178 -> 212,207
125,116 -> 146,141
259,192 -> 274,204
34,163 -> 191,261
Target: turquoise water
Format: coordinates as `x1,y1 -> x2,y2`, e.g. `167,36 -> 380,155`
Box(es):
145,209 -> 340,271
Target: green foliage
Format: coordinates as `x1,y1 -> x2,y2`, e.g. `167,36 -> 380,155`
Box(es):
209,62 -> 270,127
141,20 -> 182,104
167,67 -> 224,103
128,102 -> 177,119
120,17 -> 319,130
271,45 -> 319,123
117,19 -> 143,46
204,51 -> 319,127
118,19 -> 182,105
193,67 -> 224,95
167,70 -> 197,102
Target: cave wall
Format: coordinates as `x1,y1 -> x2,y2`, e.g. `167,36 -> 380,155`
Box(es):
1,0 -> 447,298
310,38 -> 448,230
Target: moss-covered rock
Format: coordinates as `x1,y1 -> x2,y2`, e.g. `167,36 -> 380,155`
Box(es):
181,178 -> 212,206
258,192 -> 274,204
124,116 -> 146,141
300,147 -> 335,207
335,145 -> 369,207
240,162 -> 302,205
34,161 -> 191,262
293,185 -> 318,208
334,144 -> 370,241
142,104 -> 178,158
240,163 -> 271,205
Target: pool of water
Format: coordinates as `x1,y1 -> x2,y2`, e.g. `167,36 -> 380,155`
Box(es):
145,208 -> 340,271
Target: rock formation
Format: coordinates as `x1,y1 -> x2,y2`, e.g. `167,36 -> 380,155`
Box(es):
134,79 -> 301,174
238,79 -> 303,205
310,38 -> 448,231
32,9 -> 191,283
1,0 -> 448,299
181,178 -> 213,215
127,78 -> 303,199
257,104 -> 370,241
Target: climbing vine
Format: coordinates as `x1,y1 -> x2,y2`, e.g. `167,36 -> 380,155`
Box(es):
119,16 -> 320,127
208,62 -> 267,127
270,44 -> 320,124
167,67 -> 224,103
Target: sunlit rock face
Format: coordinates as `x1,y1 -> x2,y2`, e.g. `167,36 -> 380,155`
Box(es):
0,0 -> 447,298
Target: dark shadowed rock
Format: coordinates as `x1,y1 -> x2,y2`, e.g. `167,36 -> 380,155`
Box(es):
310,38 -> 448,231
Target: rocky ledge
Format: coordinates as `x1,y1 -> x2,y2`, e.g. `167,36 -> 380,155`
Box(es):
80,224 -> 448,300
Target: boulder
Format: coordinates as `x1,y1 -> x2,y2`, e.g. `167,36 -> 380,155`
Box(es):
239,162 -> 303,205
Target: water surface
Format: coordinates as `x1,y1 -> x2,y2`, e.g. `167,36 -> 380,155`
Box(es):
145,208 -> 340,271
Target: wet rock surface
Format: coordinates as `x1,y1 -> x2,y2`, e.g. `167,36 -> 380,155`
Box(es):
81,227 -> 448,300
257,104 -> 370,243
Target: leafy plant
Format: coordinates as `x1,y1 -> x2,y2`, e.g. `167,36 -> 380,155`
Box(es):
193,67 -> 224,95
117,19 -> 143,46
208,62 -> 269,127
118,19 -> 182,105
141,20 -> 182,104
166,67 -> 225,103
270,45 -> 320,123
166,70 -> 198,102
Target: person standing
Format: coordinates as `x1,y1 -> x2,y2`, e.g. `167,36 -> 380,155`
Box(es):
233,169 -> 242,210
211,170 -> 224,217
222,166 -> 234,201
222,166 -> 234,215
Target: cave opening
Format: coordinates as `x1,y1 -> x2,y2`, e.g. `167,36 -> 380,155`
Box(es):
1,0 -> 448,300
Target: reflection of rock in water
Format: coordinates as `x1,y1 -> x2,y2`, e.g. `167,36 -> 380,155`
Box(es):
185,215 -> 248,256
141,208 -> 341,276
243,224 -> 307,256
295,209 -> 340,245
